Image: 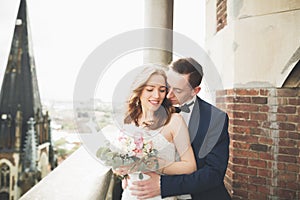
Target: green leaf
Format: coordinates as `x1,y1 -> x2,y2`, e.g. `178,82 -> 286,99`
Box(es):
96,147 -> 106,157
112,157 -> 123,168
96,147 -> 112,160
138,162 -> 147,172
106,152 -> 115,159
123,158 -> 135,166
152,149 -> 159,155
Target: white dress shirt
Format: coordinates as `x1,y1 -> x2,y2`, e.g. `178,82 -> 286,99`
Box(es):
180,96 -> 196,125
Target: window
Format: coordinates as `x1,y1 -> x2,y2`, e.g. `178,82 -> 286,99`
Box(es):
216,0 -> 227,32
0,163 -> 10,192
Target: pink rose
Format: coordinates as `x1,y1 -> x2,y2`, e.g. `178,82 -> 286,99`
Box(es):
134,136 -> 144,150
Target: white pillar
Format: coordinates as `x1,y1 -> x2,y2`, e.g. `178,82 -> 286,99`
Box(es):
143,0 -> 174,65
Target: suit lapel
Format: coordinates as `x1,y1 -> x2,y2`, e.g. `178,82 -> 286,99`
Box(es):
190,97 -> 224,158
191,97 -> 211,154
188,97 -> 200,143
197,106 -> 225,158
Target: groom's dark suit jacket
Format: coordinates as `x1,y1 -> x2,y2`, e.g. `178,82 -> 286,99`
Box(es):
112,97 -> 231,200
161,97 -> 231,199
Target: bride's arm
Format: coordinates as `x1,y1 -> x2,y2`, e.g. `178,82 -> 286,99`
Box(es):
161,114 -> 196,175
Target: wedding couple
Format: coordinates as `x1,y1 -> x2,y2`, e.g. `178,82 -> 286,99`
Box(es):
113,57 -> 231,200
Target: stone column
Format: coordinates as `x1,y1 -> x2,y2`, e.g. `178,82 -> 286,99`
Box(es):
143,0 -> 174,65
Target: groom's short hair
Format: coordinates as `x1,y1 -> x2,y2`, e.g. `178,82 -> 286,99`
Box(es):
169,57 -> 203,88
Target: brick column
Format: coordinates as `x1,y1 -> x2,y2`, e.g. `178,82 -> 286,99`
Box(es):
216,88 -> 300,200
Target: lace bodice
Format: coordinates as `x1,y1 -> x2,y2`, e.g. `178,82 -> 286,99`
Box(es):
151,133 -> 176,168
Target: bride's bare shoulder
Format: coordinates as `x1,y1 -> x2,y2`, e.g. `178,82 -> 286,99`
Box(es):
169,113 -> 184,124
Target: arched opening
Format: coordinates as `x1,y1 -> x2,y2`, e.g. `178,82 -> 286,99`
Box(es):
283,60 -> 300,88
0,163 -> 10,200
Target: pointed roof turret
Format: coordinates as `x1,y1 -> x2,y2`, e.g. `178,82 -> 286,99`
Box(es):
0,0 -> 43,150
23,118 -> 38,171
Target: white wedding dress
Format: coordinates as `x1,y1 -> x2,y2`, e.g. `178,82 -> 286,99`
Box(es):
102,124 -> 190,200
121,133 -> 177,200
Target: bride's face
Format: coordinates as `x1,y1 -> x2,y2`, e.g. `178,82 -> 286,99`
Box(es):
140,74 -> 167,112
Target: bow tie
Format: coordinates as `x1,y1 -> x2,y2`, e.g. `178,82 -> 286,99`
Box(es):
176,101 -> 194,113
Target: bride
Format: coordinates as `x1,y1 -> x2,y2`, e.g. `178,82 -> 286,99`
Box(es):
114,66 -> 196,200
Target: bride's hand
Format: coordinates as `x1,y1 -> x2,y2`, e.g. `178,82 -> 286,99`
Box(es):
113,166 -> 129,176
112,168 -> 127,176
112,166 -> 131,181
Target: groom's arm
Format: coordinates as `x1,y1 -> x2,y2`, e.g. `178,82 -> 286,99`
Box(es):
161,115 -> 230,197
130,115 -> 230,199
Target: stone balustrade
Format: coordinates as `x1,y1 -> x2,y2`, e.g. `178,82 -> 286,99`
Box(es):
20,147 -> 113,200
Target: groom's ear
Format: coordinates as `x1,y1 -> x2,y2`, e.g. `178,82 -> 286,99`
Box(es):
193,86 -> 201,95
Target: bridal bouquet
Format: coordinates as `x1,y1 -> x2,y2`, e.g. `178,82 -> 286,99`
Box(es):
96,127 -> 160,179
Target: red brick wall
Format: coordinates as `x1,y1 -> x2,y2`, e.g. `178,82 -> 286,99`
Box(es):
216,0 -> 227,32
216,88 -> 300,200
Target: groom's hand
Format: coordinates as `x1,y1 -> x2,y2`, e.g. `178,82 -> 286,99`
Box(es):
130,172 -> 161,199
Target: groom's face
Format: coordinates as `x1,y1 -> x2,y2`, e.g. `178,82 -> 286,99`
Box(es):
166,69 -> 195,105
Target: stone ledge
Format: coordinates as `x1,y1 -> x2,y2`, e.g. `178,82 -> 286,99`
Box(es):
20,147 -> 111,200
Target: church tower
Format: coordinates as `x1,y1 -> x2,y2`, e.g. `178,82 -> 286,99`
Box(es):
0,0 -> 55,199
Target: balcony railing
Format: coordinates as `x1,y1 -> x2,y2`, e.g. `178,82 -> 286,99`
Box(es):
20,147 -> 113,200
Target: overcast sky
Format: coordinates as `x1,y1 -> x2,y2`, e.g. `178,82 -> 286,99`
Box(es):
0,0 -> 205,102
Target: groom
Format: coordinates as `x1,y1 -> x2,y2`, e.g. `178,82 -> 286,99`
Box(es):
129,57 -> 231,199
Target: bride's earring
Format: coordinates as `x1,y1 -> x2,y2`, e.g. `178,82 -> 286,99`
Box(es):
136,99 -> 140,107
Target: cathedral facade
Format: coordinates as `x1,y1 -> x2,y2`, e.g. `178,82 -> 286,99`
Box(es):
0,1 -> 56,199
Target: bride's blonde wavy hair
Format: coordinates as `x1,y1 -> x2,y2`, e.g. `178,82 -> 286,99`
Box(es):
124,65 -> 175,129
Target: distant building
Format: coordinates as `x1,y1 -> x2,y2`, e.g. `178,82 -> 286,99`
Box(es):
0,0 -> 56,199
